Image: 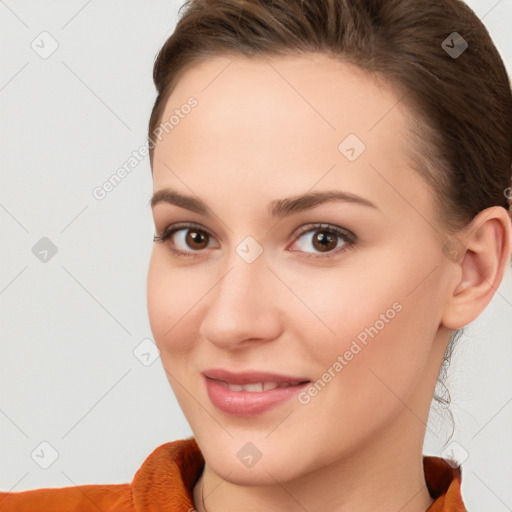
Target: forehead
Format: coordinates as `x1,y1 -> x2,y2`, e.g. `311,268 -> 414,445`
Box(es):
154,53 -> 411,158
151,54 -> 429,219
159,53 -> 408,133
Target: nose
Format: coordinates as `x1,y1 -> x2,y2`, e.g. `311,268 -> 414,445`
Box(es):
198,254 -> 283,351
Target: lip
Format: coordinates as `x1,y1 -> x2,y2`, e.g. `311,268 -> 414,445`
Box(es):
203,369 -> 311,416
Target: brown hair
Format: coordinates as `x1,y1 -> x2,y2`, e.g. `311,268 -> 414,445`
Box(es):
147,0 -> 512,426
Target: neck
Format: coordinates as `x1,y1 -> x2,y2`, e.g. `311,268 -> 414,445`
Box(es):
193,410 -> 434,512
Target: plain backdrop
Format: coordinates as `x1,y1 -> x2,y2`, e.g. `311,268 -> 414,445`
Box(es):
1,1 -> 511,510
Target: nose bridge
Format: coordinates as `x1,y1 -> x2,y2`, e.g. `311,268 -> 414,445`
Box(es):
199,247 -> 281,348
212,249 -> 270,318
220,231 -> 275,300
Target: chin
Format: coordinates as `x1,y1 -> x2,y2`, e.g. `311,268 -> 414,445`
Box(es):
209,454 -> 304,486
195,430 -> 319,486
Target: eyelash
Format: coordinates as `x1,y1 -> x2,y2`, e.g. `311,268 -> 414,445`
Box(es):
153,221 -> 356,260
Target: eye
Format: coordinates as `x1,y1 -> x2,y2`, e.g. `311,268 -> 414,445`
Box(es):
289,223 -> 355,258
153,222 -> 218,257
154,221 -> 356,260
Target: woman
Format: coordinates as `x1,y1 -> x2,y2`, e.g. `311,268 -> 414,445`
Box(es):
1,0 -> 511,510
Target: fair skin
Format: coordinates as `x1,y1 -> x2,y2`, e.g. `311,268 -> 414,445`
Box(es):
147,53 -> 511,512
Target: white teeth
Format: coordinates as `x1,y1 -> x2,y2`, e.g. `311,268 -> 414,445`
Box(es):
226,384 -> 246,391
244,383 -> 264,392
226,382 -> 263,392
225,382 -> 295,392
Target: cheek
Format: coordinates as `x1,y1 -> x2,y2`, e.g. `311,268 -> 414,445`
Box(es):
147,254 -> 172,344
147,250 -> 214,362
147,251 -> 189,353
147,253 -> 202,414
292,248 -> 443,399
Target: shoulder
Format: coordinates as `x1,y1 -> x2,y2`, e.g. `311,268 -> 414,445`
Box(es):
0,483 -> 132,512
0,438 -> 204,512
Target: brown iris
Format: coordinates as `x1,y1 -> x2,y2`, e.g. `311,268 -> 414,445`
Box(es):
312,230 -> 338,252
186,229 -> 209,250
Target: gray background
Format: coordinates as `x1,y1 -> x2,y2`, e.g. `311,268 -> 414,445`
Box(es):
1,1 -> 511,510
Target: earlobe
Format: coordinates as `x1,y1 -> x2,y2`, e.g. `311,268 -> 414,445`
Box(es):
441,207 -> 512,330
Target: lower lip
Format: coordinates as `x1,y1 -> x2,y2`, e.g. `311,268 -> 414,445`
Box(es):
204,377 -> 309,416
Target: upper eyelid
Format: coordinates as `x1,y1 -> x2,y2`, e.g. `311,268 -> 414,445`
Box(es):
292,223 -> 354,239
160,221 -> 216,239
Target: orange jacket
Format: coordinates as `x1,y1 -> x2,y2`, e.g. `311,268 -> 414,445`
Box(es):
0,438 -> 466,511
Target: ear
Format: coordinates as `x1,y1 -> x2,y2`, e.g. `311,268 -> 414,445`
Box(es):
441,206 -> 512,330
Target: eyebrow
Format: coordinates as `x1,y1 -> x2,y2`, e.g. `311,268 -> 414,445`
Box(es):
150,187 -> 378,218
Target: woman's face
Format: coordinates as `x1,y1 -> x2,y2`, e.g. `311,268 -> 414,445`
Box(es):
147,54 -> 455,483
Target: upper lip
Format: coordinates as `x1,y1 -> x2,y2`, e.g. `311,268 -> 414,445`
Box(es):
203,368 -> 310,385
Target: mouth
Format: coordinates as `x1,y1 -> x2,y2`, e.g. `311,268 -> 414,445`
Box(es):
202,369 -> 311,416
